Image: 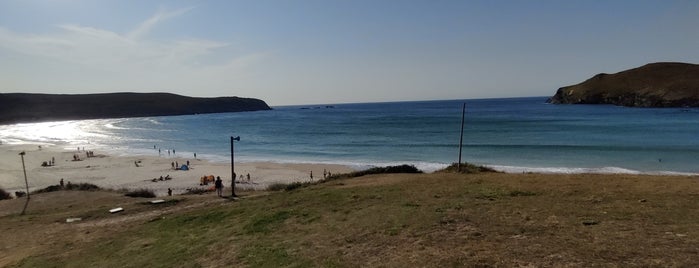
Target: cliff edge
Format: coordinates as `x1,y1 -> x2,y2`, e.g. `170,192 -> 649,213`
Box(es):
0,92 -> 272,124
547,62 -> 699,107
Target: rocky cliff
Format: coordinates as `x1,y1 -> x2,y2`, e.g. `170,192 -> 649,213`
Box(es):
0,92 -> 272,124
547,62 -> 699,107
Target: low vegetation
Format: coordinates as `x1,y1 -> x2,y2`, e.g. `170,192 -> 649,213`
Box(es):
437,162 -> 499,174
268,165 -> 423,192
124,189 -> 156,198
327,164 -> 422,180
183,187 -> 212,195
2,173 -> 699,267
0,187 -> 10,200
33,183 -> 101,194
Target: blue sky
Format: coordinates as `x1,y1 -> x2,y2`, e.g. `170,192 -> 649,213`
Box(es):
1,0 -> 697,105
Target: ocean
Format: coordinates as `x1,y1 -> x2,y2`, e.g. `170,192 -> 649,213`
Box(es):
2,97 -> 698,174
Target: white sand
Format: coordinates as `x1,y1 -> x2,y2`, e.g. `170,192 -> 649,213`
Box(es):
0,144 -> 353,196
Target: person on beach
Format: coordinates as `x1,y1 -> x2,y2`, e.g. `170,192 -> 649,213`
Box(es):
168,150 -> 170,156
246,173 -> 250,181
186,160 -> 190,166
173,149 -> 176,155
52,157 -> 55,166
194,153 -> 197,159
168,188 -> 172,196
60,178 -> 64,188
310,171 -> 313,180
215,176 -> 223,197
171,162 -> 175,169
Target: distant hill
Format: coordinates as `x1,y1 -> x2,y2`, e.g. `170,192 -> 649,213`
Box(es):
547,62 -> 699,107
0,92 -> 272,124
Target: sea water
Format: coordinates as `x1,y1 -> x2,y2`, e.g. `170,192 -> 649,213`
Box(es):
2,97 -> 698,174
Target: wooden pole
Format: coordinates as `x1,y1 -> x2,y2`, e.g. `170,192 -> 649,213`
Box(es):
457,103 -> 465,172
19,151 -> 30,215
231,136 -> 240,197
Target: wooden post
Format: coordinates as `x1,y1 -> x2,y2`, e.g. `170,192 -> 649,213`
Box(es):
19,151 -> 30,215
231,136 -> 240,197
457,103 -> 465,172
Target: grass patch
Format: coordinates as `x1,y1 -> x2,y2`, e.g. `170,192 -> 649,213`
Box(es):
5,173 -> 699,267
508,190 -> 538,197
266,181 -> 313,191
124,189 -> 156,198
243,210 -> 292,234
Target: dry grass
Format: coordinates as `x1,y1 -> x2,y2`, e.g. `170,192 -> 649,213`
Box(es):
1,172 -> 698,267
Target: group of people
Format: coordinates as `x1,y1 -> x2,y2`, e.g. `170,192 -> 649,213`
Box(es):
171,160 -> 191,170
41,157 -> 57,167
72,150 -> 96,161
237,173 -> 252,182
151,175 -> 172,182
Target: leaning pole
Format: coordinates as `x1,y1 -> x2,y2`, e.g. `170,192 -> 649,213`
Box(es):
230,136 -> 240,197
457,103 -> 465,172
19,151 -> 30,215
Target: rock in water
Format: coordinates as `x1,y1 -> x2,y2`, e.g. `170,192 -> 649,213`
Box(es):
548,62 -> 699,107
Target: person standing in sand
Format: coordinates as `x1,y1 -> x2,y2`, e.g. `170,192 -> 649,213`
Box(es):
215,176 -> 223,197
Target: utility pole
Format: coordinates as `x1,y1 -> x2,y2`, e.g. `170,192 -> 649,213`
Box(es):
457,103 -> 465,172
19,151 -> 30,215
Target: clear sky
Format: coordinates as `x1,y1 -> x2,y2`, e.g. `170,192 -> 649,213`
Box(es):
1,0 -> 697,105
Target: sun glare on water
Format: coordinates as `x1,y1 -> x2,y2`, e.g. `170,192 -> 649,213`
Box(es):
0,119 -> 112,146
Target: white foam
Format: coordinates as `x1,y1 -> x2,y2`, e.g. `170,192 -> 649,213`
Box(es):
488,165 -> 699,176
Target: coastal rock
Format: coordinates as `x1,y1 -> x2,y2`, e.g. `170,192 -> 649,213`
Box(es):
0,92 -> 272,124
547,62 -> 699,107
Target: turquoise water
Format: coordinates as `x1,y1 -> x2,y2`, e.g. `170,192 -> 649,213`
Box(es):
2,97 -> 698,174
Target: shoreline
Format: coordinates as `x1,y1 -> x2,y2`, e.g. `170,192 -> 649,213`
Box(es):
2,143 -> 698,196
0,144 -> 354,196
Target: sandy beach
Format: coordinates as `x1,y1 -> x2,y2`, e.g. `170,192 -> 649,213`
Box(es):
0,144 -> 353,196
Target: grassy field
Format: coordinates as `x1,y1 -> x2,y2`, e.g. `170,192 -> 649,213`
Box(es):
1,172 -> 698,267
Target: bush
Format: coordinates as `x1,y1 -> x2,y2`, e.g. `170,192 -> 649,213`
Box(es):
65,183 -> 101,191
437,162 -> 499,174
0,187 -> 11,200
327,164 -> 423,180
124,189 -> 156,198
266,183 -> 288,191
33,185 -> 63,194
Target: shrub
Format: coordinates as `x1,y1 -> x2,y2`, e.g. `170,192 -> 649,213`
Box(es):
65,183 -> 101,191
437,162 -> 499,174
266,183 -> 288,191
33,185 -> 63,194
125,189 -> 156,198
0,187 -> 11,200
326,164 -> 423,181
